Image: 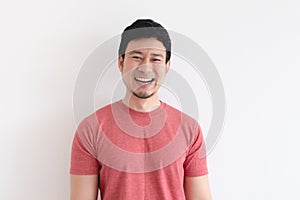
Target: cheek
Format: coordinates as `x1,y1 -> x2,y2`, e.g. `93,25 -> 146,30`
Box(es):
123,60 -> 138,72
155,66 -> 167,76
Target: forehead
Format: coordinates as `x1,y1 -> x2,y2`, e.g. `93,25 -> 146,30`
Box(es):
125,37 -> 166,54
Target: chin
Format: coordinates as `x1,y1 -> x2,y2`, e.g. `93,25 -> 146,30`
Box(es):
133,91 -> 155,99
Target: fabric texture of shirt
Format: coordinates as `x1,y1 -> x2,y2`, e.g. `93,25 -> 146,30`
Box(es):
70,100 -> 208,200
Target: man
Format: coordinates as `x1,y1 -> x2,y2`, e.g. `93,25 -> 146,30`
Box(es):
70,19 -> 212,200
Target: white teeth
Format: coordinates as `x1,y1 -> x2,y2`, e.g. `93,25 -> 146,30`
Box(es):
135,77 -> 153,82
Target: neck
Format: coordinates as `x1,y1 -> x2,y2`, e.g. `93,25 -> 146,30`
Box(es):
122,91 -> 161,112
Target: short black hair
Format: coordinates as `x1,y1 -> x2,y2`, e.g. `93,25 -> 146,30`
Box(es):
119,19 -> 171,63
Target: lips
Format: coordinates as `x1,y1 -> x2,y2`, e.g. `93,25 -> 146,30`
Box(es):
134,77 -> 155,83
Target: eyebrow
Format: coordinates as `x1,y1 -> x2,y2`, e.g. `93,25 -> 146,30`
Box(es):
128,50 -> 164,58
128,50 -> 143,55
151,53 -> 164,58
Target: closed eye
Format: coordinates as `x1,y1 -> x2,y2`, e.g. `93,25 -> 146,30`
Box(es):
152,58 -> 163,62
132,56 -> 142,60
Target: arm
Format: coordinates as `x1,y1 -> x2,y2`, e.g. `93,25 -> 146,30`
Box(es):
184,175 -> 212,200
70,174 -> 99,200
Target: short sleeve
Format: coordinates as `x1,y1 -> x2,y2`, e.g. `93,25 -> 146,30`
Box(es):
70,116 -> 100,175
183,124 -> 208,177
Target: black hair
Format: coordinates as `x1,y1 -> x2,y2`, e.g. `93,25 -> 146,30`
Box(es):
118,19 -> 171,63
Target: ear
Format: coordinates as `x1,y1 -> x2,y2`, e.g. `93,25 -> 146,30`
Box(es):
118,56 -> 124,72
165,60 -> 171,73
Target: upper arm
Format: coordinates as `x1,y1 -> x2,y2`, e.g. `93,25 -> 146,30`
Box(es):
184,175 -> 212,200
70,174 -> 99,200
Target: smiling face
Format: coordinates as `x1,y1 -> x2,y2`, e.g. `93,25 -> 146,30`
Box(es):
118,37 -> 170,99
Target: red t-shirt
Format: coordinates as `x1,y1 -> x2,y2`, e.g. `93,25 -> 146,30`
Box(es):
70,100 -> 208,199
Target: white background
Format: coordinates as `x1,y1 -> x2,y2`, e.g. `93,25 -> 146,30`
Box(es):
1,0 -> 299,199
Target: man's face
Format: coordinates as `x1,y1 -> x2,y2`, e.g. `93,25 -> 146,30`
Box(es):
118,37 -> 170,99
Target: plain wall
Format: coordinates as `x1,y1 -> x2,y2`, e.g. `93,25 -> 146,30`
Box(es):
0,0 -> 299,199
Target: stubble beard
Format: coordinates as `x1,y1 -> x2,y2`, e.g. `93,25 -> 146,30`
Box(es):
132,91 -> 155,99
131,79 -> 158,99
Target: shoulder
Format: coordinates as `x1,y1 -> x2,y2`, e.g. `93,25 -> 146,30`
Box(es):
80,101 -> 116,125
76,102 -> 116,137
163,101 -> 199,129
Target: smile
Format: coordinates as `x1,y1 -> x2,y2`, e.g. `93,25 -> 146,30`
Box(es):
134,77 -> 154,83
